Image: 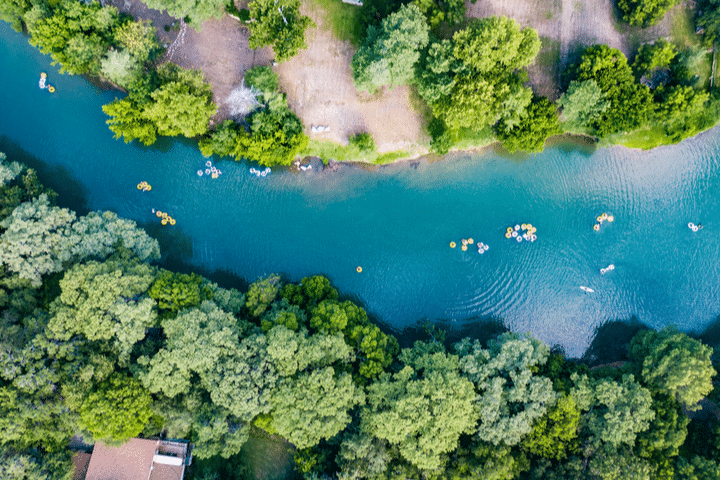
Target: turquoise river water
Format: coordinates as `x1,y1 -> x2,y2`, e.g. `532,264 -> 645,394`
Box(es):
2,23 -> 720,356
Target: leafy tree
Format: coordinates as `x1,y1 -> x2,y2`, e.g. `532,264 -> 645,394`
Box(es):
632,41 -> 677,79
337,429 -> 392,479
349,132 -> 376,152
199,120 -> 240,158
142,0 -> 226,29
412,0 -> 465,26
269,367 -> 364,449
570,373 -> 655,450
72,373 -> 153,444
280,275 -> 339,308
634,393 -> 688,477
244,65 -> 278,94
0,445 -> 74,480
522,394 -> 580,460
363,346 -> 478,471
456,332 -> 558,446
573,45 -> 654,136
655,85 -> 710,141
0,0 -> 30,31
260,298 -> 306,332
245,274 -> 281,317
102,97 -> 157,145
466,442 -> 530,480
496,95 -> 560,153
237,106 -> 308,166
46,260 -> 157,362
617,0 -> 679,27
351,4 -> 429,92
248,0 -> 314,62
558,79 -> 610,132
358,0 -> 408,32
587,445 -> 653,480
630,326 -> 716,410
101,49 -> 141,88
148,270 -> 209,312
144,75 -> 217,138
265,325 -> 353,377
113,18 -> 159,63
698,0 -> 720,46
310,299 -> 349,334
675,455 -> 720,480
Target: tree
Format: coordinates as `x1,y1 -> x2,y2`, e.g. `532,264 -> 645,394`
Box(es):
675,455 -> 720,480
587,445 -> 653,480
268,367 -> 364,449
245,274 -> 281,317
351,4 -> 430,92
412,0 -> 465,26
260,298 -> 306,332
144,77 -> 217,138
570,373 -> 655,450
572,45 -> 654,136
102,97 -> 157,145
100,49 -> 141,88
632,41 -> 677,79
363,347 -> 478,471
522,394 -> 580,460
46,260 -> 158,362
0,0 -> 31,31
349,132 -> 376,152
265,325 -> 353,377
113,18 -> 159,63
456,332 -> 558,446
698,0 -> 720,46
617,0 -> 679,27
244,65 -> 278,95
0,445 -> 74,480
142,0 -> 226,29
634,393 -> 688,477
558,79 -> 610,132
280,275 -> 339,309
73,373 -> 153,444
630,326 -> 716,410
148,270 -> 209,312
248,0 -> 314,62
655,85 -> 710,141
495,95 -> 560,153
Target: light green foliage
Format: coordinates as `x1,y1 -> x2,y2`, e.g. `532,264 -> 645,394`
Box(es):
617,0 -> 679,27
75,373 -> 153,444
281,275 -> 339,308
456,332 -> 558,446
25,0 -> 120,75
522,394 -> 580,460
136,300 -> 250,398
148,270 -> 208,312
205,282 -> 245,315
47,260 -> 157,361
199,120 -> 239,158
100,49 -> 141,88
244,65 -> 278,94
675,455 -> 720,480
102,98 -> 157,145
573,45 -> 654,136
345,320 -> 398,379
588,445 -> 653,480
496,95 -> 560,153
0,446 -> 74,480
310,299 -> 349,334
0,0 -> 30,31
269,367 -> 364,449
337,430 -> 391,480
631,327 -> 716,409
655,85 -> 710,141
349,132 -> 376,152
266,325 -> 353,377
245,273 -> 281,317
412,0 -> 465,26
571,373 -> 655,449
558,79 -> 610,132
144,76 -> 217,138
363,348 -> 478,471
632,41 -> 677,78
0,154 -> 22,187
351,4 -> 429,92
261,298 -> 306,331
417,16 -> 540,132
248,0 -> 314,62
70,210 -> 160,262
113,19 -> 159,63
142,0 -> 226,28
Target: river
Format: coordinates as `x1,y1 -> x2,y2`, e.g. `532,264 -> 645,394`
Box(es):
2,22 -> 720,357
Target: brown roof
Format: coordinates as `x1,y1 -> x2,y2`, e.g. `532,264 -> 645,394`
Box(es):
85,439 -> 156,480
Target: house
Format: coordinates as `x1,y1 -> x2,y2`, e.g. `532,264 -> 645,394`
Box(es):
74,438 -> 192,480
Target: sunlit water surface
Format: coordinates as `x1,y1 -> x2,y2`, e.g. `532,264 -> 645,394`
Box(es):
2,23 -> 720,356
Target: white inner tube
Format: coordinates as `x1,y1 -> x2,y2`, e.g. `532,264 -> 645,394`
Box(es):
511,231 -> 518,237
196,170 -> 203,176
516,236 -> 522,242
688,222 -> 695,229
692,226 -> 699,232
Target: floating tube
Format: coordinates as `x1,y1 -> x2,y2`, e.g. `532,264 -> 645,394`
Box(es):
478,249 -> 485,254
450,242 -> 456,248
593,224 -> 600,231
530,235 -> 537,241
484,244 -> 489,250
48,86 -> 55,93
521,223 -> 527,230
516,236 -> 523,242
602,213 -> 608,220
137,183 -> 143,190
511,231 -> 518,237
356,266 -> 362,273
607,215 -> 614,222
197,170 -> 203,176
461,245 -> 468,251
597,216 -> 603,223
211,173 -> 218,179
688,222 -> 695,229
206,161 -> 212,167
156,211 -> 163,218
505,232 -> 512,239
507,227 -> 513,233
462,239 -> 468,245
514,224 -> 520,231
692,226 -> 699,232
526,224 -> 533,230
161,218 -> 168,225
468,238 -> 474,244
205,169 -> 211,175
169,218 -> 176,225
40,72 -> 47,78
600,268 -> 607,275
146,185 -> 151,191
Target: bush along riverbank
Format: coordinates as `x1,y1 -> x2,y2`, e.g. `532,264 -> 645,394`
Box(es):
1,150 -> 720,479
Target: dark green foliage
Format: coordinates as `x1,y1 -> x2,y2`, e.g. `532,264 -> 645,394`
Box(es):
142,0 -> 227,29
280,275 -> 339,309
349,132 -> 376,151
358,0 -> 408,31
495,95 -> 560,153
248,0 -> 314,62
654,85 -> 710,141
412,0 -> 465,27
428,117 -> 452,154
0,445 -> 74,480
243,65 -> 278,94
149,270 -> 209,312
634,393 -> 688,475
632,41 -> 677,80
618,0 -> 680,27
698,0 -> 720,46
245,274 -> 282,317
573,45 -> 654,136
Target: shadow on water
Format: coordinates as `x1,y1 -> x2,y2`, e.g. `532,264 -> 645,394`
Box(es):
392,316 -> 510,351
696,315 -> 720,361
0,135 -> 90,215
582,317 -> 651,367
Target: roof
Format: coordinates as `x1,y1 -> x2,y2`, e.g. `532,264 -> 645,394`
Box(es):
72,452 -> 91,480
83,438 -> 188,480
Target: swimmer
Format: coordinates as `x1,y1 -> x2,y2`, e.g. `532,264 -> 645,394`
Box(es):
698,223 -> 704,229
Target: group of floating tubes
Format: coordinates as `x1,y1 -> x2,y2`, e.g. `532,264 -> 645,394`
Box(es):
688,222 -> 703,232
593,212 -> 614,231
505,223 -> 537,243
600,264 -> 615,275
155,210 -> 176,226
197,160 -> 222,179
136,181 -> 152,192
249,167 -> 271,177
476,242 -> 490,254
39,72 -> 55,93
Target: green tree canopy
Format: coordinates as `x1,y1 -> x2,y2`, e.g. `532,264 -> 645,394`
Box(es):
351,3 -> 430,93
245,274 -> 282,317
248,0 -> 314,62
630,327 -> 716,410
0,445 -> 74,480
618,0 -> 679,27
632,40 -> 677,79
266,325 -> 353,377
148,270 -> 209,312
495,95 -> 560,153
142,0 -> 226,29
558,79 -> 610,132
522,394 -> 581,460
113,18 -> 159,63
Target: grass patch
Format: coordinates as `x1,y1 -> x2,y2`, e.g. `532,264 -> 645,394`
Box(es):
451,126 -> 495,151
374,150 -> 409,164
301,139 -> 410,164
535,37 -> 561,70
671,5 -> 699,48
308,0 -> 363,45
604,126 -> 669,150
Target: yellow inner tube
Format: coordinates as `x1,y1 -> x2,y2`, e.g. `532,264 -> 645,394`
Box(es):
461,245 -> 468,251
146,185 -> 152,191
156,211 -> 163,217
169,218 -> 176,225
356,266 -> 362,273
161,219 -> 168,225
596,216 -> 603,222
593,224 -> 600,231
40,72 -> 47,78
449,242 -> 456,248
521,224 -> 527,230
607,215 -> 614,222
137,184 -> 143,190
505,232 -> 512,238
507,227 -> 513,232
467,238 -> 474,244
48,86 -> 55,93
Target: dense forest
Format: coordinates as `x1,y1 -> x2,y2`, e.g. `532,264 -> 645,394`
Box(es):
0,150 -> 719,479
